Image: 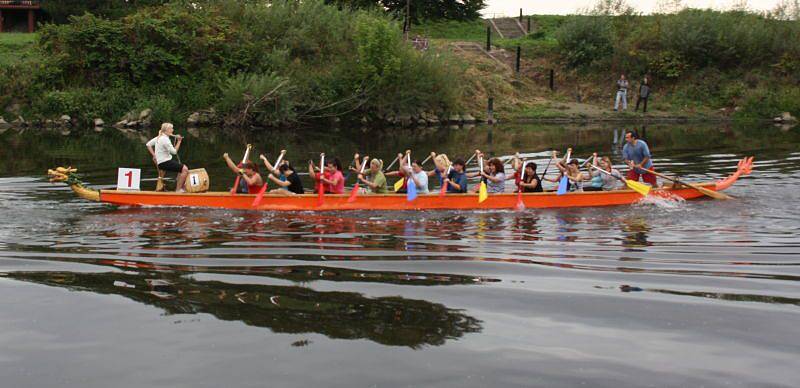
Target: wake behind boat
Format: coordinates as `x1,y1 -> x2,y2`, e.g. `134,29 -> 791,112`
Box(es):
48,157 -> 753,211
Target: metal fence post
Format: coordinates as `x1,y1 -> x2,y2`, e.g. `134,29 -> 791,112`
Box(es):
487,97 -> 494,124
486,26 -> 491,51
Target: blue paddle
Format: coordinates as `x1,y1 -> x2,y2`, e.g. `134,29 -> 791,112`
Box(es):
557,176 -> 568,195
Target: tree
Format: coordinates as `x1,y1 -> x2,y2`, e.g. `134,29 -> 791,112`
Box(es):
42,0 -> 169,24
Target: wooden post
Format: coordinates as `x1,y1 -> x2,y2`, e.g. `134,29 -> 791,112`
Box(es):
487,97 -> 494,124
404,0 -> 411,40
486,26 -> 491,51
515,46 -> 521,73
549,69 -> 555,91
0,10 -> 4,33
28,9 -> 34,33
519,8 -> 523,22
527,17 -> 531,33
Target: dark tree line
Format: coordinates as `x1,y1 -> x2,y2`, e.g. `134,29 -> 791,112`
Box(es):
42,0 -> 169,23
42,0 -> 486,24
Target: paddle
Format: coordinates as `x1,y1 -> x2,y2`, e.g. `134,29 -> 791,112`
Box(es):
230,144 -> 252,194
463,152 -> 478,167
252,150 -> 286,207
419,153 -> 433,166
392,150 -> 411,192
316,153 -> 325,206
644,168 -> 731,200
477,154 -> 488,203
557,149 -> 572,195
515,160 -> 527,210
590,164 -> 651,196
580,155 -> 595,168
347,156 -> 369,203
540,156 -> 554,180
383,154 -> 400,172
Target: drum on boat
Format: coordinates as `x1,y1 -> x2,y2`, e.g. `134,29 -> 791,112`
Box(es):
184,168 -> 210,193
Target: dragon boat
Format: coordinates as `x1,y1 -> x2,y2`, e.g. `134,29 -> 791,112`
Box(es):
49,157 -> 753,211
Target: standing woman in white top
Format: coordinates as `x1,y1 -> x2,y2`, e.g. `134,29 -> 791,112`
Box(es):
146,123 -> 189,192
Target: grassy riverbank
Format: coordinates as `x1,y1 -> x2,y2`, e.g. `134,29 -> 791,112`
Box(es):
0,0 -> 472,128
1,3 -> 798,128
417,11 -> 800,122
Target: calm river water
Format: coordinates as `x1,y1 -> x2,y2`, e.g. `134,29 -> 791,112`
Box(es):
0,123 -> 798,387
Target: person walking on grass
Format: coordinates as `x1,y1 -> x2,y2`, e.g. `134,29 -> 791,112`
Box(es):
635,75 -> 651,113
614,74 -> 629,111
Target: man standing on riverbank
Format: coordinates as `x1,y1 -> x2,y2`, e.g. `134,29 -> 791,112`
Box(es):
614,74 -> 629,111
635,75 -> 651,113
623,129 -> 657,186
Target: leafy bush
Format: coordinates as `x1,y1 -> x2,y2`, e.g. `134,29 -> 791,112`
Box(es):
555,16 -> 613,68
736,87 -> 800,119
648,51 -> 688,79
218,72 -> 295,126
32,88 -> 133,121
21,0 -> 466,127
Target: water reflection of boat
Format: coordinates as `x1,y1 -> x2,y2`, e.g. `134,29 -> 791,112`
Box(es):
57,158 -> 752,211
6,270 -> 483,348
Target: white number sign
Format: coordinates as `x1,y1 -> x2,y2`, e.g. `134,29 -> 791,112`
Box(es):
189,173 -> 200,187
117,168 -> 141,191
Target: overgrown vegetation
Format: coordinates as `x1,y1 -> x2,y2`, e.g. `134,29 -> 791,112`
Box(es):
417,3 -> 800,119
1,0 -> 468,127
552,5 -> 800,118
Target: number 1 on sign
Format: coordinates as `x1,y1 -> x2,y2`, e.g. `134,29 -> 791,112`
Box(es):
116,168 -> 141,191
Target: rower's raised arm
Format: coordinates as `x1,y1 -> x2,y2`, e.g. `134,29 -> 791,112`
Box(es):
260,154 -> 276,174
223,153 -> 241,174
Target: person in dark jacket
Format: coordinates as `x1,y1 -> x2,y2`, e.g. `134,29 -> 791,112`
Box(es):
635,75 -> 651,113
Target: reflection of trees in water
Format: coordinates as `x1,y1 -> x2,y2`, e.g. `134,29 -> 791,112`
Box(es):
648,288 -> 800,306
9,123 -> 797,178
621,218 -> 651,249
8,270 -> 482,348
512,215 -> 541,241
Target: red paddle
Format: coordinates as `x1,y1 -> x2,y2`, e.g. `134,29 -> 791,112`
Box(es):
347,156 -> 369,203
252,150 -> 285,207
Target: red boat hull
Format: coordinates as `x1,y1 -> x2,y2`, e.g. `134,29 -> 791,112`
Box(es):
96,183 -> 718,211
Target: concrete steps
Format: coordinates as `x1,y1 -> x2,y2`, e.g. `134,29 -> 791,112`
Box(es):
487,17 -> 528,39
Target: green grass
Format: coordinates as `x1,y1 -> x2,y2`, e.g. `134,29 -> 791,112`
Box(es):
415,15 -> 565,56
0,33 -> 38,67
413,19 -> 486,41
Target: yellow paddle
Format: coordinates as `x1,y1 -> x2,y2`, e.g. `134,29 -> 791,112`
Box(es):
591,165 -> 651,196
644,168 -> 731,200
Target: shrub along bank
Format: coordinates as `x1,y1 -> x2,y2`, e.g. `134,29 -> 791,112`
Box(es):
0,0 -> 469,129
